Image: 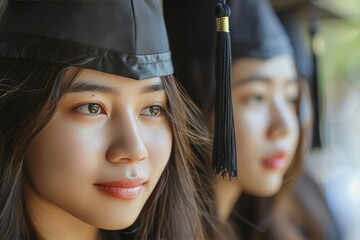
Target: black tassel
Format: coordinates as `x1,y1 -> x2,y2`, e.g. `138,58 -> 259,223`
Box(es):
212,0 -> 237,179
0,0 -> 8,17
309,4 -> 322,149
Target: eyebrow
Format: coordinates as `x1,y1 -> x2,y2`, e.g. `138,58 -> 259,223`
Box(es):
233,76 -> 271,87
233,76 -> 299,87
67,82 -> 164,95
139,82 -> 164,94
67,82 -> 119,95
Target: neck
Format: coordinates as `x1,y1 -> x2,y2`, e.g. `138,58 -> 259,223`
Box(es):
214,176 -> 242,221
24,185 -> 99,240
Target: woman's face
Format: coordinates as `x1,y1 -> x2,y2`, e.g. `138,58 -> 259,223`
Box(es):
24,69 -> 172,231
231,55 -> 300,197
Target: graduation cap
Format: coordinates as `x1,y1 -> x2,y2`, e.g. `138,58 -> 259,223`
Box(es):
272,0 -> 354,149
271,0 -> 348,20
228,0 -> 293,59
272,0 -> 345,149
0,0 -> 173,80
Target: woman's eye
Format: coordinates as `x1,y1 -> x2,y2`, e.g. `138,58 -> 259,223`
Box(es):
244,94 -> 264,104
75,103 -> 105,116
286,86 -> 300,106
287,96 -> 298,105
286,92 -> 299,106
140,105 -> 165,117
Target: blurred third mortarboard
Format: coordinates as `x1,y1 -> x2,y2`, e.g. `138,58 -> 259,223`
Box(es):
0,0 -> 173,80
271,0 -> 348,148
271,0 -> 349,20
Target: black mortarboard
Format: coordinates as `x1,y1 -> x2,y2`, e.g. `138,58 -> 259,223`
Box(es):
273,0 -> 345,148
228,0 -> 293,59
273,0 -> 352,149
0,0 -> 173,80
271,0 -> 347,19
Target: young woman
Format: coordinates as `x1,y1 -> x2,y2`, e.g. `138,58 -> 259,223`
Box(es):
0,1 -> 216,239
164,0 -> 310,239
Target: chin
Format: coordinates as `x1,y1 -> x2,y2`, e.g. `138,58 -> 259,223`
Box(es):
246,182 -> 283,197
95,215 -> 138,231
254,187 -> 280,197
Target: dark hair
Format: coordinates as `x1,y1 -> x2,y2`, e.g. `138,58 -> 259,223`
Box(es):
0,58 -> 80,239
0,58 -> 217,239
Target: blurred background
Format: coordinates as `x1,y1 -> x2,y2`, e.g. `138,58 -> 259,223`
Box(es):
272,0 -> 360,239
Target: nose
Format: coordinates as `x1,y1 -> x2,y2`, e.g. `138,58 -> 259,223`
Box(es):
106,113 -> 148,163
267,98 -> 294,140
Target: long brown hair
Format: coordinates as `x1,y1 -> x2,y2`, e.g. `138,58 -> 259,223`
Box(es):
0,59 -> 216,239
0,58 -> 80,239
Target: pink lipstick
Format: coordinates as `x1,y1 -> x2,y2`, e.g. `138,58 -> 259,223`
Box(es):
262,151 -> 287,170
95,178 -> 146,200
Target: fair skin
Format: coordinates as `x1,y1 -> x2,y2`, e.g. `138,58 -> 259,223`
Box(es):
23,69 -> 173,240
215,55 -> 300,220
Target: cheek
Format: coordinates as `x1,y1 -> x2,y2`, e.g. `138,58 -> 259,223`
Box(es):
288,114 -> 300,151
25,116 -> 108,190
233,107 -> 267,154
143,123 -> 173,178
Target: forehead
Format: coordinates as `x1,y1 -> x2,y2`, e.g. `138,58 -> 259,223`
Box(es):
232,55 -> 297,81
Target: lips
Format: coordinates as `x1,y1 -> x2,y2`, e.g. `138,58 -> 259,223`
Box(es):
95,178 -> 146,200
262,151 -> 287,170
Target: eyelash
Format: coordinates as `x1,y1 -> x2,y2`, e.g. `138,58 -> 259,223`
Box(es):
243,94 -> 265,104
286,91 -> 300,105
75,103 -> 106,116
287,96 -> 298,105
140,105 -> 166,118
74,103 -> 166,118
